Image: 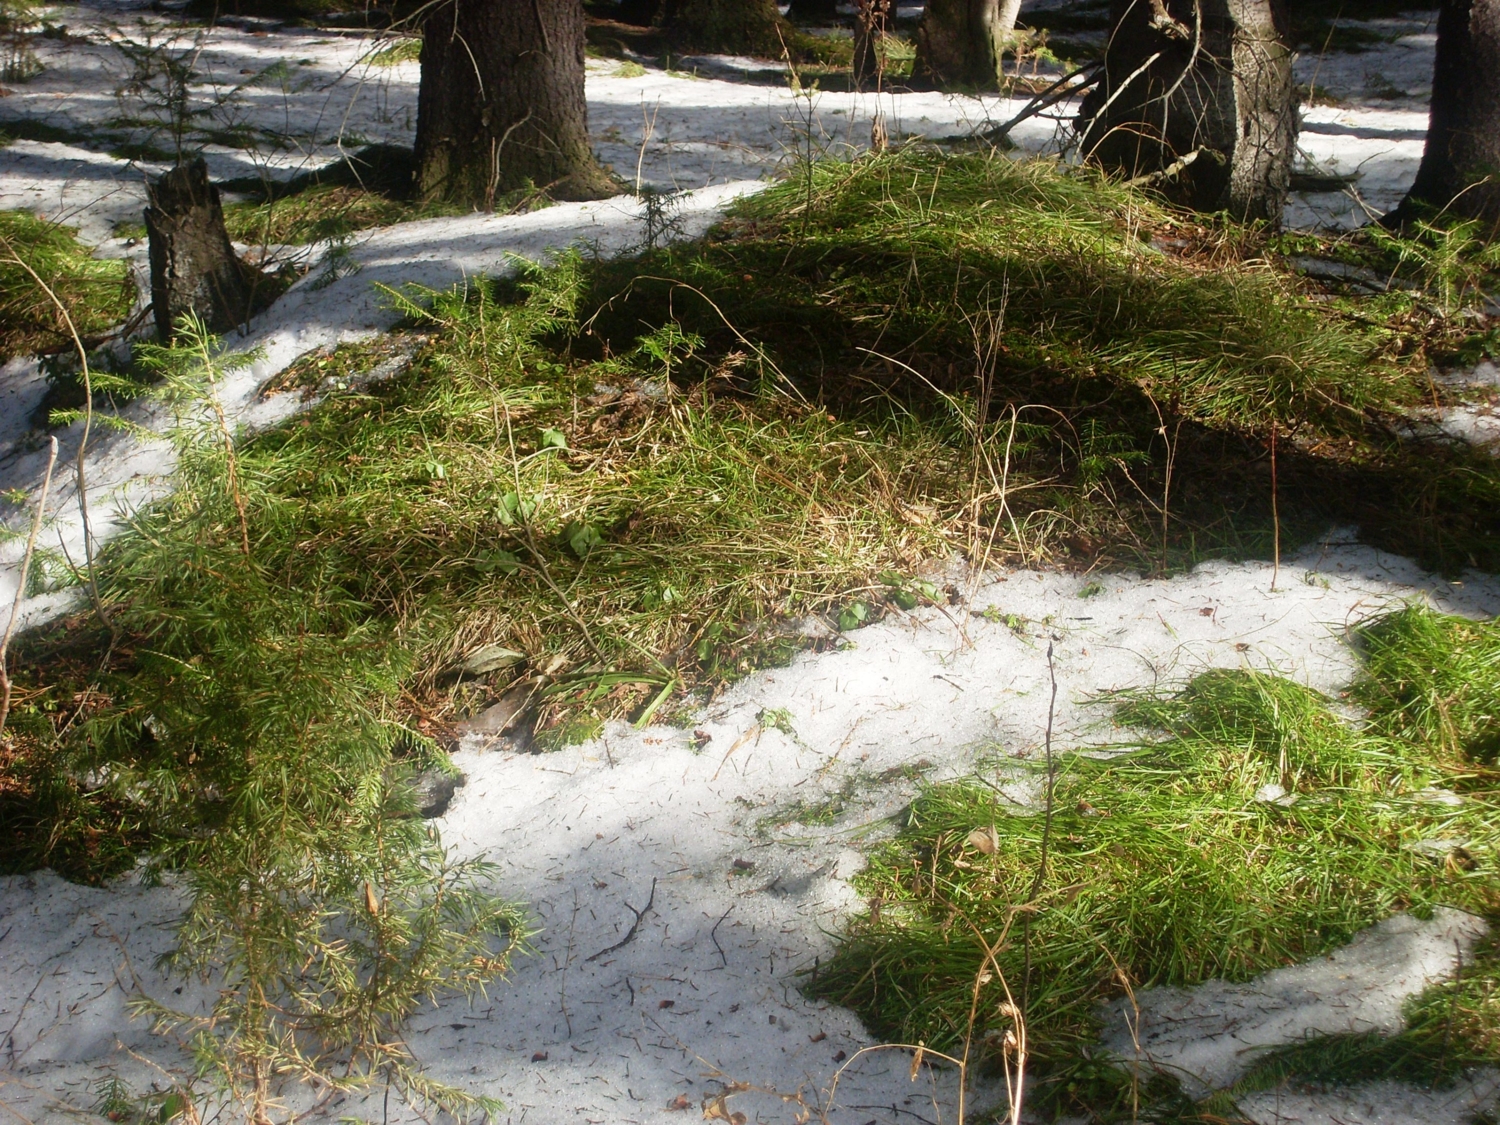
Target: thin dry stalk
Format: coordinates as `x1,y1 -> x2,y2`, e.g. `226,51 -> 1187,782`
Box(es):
1270,419 -> 1280,592
0,237 -> 114,634
635,97 -> 660,196
191,325 -> 251,556
1143,391 -> 1180,572
0,436 -> 59,740
1021,639 -> 1059,1016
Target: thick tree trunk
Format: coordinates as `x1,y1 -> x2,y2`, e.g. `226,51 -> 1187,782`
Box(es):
414,0 -> 616,206
912,0 -> 1021,91
144,159 -> 261,341
787,0 -> 841,23
1389,0 -> 1500,229
613,0 -> 661,25
661,0 -> 789,55
1077,0 -> 1296,224
853,0 -> 893,90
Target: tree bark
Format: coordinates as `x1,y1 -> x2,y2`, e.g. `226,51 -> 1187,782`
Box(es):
414,0 -> 616,206
613,0 -> 661,25
853,0 -> 893,90
787,0 -> 841,23
1389,0 -> 1500,230
1077,0 -> 1297,224
660,0 -> 789,56
912,0 -> 1021,91
144,158 -> 262,341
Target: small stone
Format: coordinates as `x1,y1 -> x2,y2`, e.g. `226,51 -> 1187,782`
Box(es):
409,768 -> 465,818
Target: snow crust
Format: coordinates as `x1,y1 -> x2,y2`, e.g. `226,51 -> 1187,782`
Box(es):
5,543 -> 1500,1124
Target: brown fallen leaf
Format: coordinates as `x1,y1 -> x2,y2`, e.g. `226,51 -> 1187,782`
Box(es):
966,826 -> 999,855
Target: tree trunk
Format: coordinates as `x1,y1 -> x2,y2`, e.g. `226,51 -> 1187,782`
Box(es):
1389,0 -> 1500,230
144,158 -> 261,341
661,0 -> 789,56
414,0 -> 616,206
912,0 -> 1021,91
1077,0 -> 1296,224
787,0 -> 841,23
853,0 -> 892,90
613,0 -> 661,25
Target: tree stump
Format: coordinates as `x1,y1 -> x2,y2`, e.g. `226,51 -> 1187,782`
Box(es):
144,157 -> 260,341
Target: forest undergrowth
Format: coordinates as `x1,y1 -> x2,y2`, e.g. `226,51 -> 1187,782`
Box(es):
810,606 -> 1500,1121
5,147 -> 1500,1120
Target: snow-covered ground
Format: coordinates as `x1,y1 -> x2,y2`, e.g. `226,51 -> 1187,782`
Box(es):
4,8 -> 1497,1125
7,544 -> 1500,1125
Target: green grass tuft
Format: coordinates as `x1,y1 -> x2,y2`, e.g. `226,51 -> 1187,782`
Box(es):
366,36 -> 421,65
808,617 -> 1500,1117
0,210 -> 134,361
1353,605 -> 1500,764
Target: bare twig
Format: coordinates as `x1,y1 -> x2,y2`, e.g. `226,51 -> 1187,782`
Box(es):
0,437 -> 59,740
0,238 -> 114,635
1021,640 -> 1058,1015
1270,419 -> 1280,592
585,878 -> 656,962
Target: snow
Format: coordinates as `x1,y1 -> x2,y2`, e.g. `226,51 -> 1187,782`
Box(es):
1101,908 -> 1489,1095
6,542 -> 1500,1125
2,6 -> 1496,1124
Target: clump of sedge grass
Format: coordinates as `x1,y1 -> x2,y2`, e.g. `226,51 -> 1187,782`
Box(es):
222,184 -> 464,245
581,149 -> 1411,436
1353,604 -> 1500,764
0,210 -> 133,361
809,618 -> 1500,1118
366,36 -> 421,66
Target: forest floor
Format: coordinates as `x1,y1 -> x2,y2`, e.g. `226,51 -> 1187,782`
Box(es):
6,5 -> 1500,1125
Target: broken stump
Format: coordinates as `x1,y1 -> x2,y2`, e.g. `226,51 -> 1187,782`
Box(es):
144,157 -> 262,341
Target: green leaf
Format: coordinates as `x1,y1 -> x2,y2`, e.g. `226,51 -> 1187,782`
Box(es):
474,549 -> 520,576
497,492 -> 537,526
541,428 -> 568,450
838,600 -> 870,631
564,521 -> 604,558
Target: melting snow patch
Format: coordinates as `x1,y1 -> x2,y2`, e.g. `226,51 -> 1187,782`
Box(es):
1099,908 -> 1488,1096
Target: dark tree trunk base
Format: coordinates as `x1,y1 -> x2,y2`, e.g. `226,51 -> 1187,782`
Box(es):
661,0 -> 789,55
415,0 -> 617,207
145,158 -> 266,342
1388,0 -> 1500,232
1078,0 -> 1296,225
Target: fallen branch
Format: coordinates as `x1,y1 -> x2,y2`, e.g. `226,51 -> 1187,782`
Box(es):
981,62 -> 1102,144
586,878 -> 657,963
